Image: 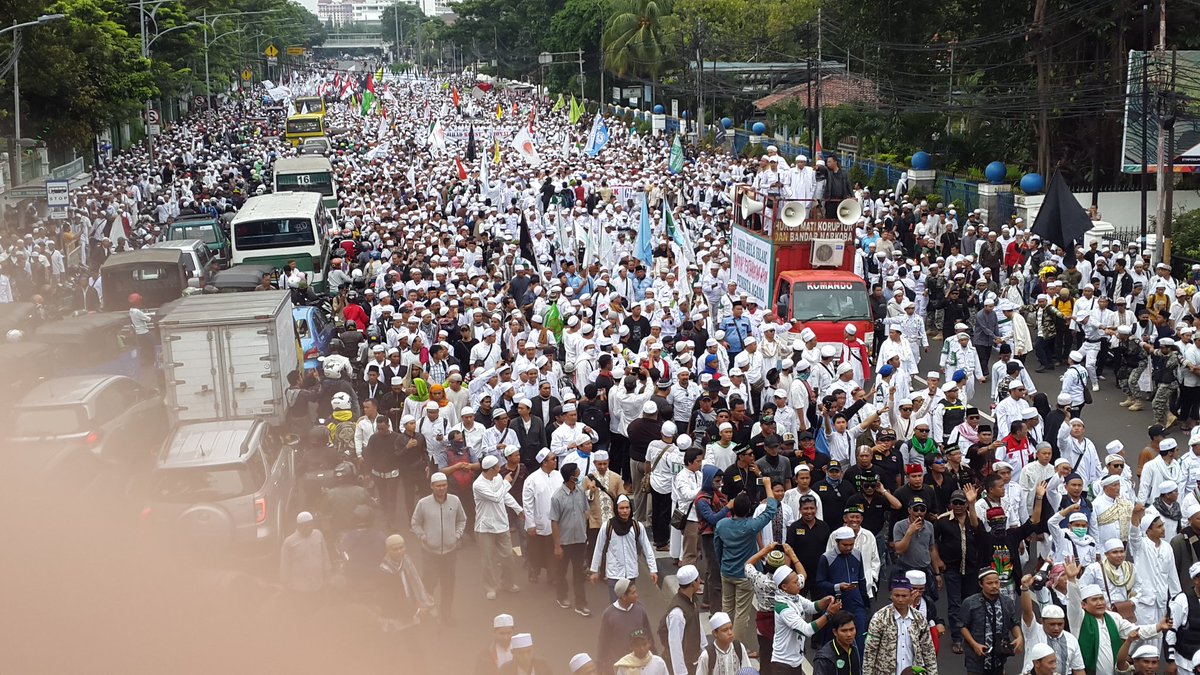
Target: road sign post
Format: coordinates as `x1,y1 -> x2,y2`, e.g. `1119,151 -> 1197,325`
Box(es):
46,179 -> 69,220
145,108 -> 161,136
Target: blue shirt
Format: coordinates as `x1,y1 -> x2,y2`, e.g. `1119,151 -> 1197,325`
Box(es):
631,276 -> 653,302
720,316 -> 752,353
713,498 -> 777,578
815,549 -> 869,608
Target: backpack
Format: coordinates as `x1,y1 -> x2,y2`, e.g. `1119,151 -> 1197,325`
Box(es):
700,641 -> 746,675
597,519 -> 644,576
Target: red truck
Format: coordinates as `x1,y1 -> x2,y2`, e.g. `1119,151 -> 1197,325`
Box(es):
730,193 -> 874,350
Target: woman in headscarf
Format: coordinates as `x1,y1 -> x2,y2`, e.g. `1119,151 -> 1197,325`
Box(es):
427,382 -> 460,426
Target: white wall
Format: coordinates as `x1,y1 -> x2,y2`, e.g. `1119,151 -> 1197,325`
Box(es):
1072,188 -> 1200,232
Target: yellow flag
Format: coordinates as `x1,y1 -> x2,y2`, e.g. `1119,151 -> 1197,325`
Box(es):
496,103 -> 503,120
492,138 -> 501,164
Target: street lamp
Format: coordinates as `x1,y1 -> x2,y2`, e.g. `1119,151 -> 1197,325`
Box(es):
538,51 -> 552,102
197,9 -> 279,108
5,13 -> 66,186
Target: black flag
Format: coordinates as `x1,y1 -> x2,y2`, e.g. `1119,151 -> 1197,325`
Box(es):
518,212 -> 538,272
466,125 -> 477,162
1031,170 -> 1093,265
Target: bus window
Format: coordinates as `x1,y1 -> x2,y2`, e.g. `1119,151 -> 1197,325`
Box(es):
286,117 -> 322,135
234,218 -> 316,251
275,172 -> 334,196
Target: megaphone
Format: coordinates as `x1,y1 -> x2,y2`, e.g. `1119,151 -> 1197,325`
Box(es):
836,198 -> 862,225
741,195 -> 764,218
780,201 -> 807,227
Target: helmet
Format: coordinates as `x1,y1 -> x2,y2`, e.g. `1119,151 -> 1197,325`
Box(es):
330,392 -> 352,411
128,293 -> 142,306
323,359 -> 344,379
6,329 -> 23,343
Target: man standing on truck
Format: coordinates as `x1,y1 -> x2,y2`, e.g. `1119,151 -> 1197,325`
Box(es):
821,155 -> 852,219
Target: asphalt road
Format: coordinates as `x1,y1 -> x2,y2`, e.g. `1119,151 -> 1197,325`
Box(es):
4,343 -> 1167,675
400,344 -> 1172,675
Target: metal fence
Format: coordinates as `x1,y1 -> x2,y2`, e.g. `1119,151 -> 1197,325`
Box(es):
938,176 -> 980,213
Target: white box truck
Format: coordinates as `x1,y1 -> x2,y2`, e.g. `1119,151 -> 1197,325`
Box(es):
157,291 -> 298,425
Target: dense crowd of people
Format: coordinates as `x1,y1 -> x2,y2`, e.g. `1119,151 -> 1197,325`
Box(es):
20,62 -> 1200,675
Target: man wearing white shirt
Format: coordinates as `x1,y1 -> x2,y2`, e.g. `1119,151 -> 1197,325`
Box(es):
1140,437 -> 1184,505
1017,590 -> 1084,675
522,449 -> 564,582
994,382 -> 1031,447
473,456 -> 524,599
1064,570 -> 1168,675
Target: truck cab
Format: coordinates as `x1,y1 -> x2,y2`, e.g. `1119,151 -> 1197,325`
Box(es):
730,192 -> 874,349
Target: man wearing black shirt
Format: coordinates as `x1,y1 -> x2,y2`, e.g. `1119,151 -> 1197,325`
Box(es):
623,303 -> 652,348
626,401 -> 663,521
785,494 -> 830,598
747,415 -> 779,459
722,446 -> 762,503
893,465 -> 940,517
868,429 -> 905,490
813,460 -> 857,530
755,435 -> 792,489
933,486 -> 982,654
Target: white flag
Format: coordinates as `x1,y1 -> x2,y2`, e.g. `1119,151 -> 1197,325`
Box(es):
511,126 -> 541,166
427,120 -> 447,155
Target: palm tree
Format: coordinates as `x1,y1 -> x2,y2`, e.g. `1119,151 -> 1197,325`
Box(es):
602,0 -> 680,84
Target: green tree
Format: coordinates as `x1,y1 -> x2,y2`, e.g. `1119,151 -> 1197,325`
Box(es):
9,0 -> 156,150
601,0 -> 681,82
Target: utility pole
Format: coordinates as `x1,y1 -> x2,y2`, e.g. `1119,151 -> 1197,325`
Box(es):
598,5 -> 605,113
138,0 -> 155,167
1140,3 -> 1150,246
816,7 -> 823,148
1153,0 -> 1169,264
1033,0 -> 1050,177
393,6 -> 399,63
694,17 -> 704,139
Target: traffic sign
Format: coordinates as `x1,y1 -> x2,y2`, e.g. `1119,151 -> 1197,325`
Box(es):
145,109 -> 161,136
241,69 -> 252,81
286,46 -> 305,56
264,44 -> 279,58
46,179 -> 69,220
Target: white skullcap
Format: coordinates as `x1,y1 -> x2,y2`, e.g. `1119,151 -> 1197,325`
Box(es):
494,613 -> 515,628
772,566 -> 795,588
708,612 -> 732,631
844,324 -> 857,335
1078,584 -> 1104,599
1131,645 -> 1160,660
569,654 -> 593,673
905,570 -> 926,586
593,451 -> 610,462
1068,512 -> 1088,523
833,526 -> 856,540
1162,438 -> 1179,451
1056,393 -> 1072,406
1185,501 -> 1200,521
1041,605 -> 1065,620
511,633 -> 533,649
677,565 -> 699,585
1029,644 -> 1055,662
296,511 -> 314,524
1106,440 -> 1124,454
1104,538 -> 1125,552
1101,475 -> 1122,487
836,363 -> 853,375
481,456 -> 500,470
1160,480 -> 1179,494
1104,453 -> 1124,465
536,448 -> 552,463
642,401 -> 658,415
430,472 -> 449,484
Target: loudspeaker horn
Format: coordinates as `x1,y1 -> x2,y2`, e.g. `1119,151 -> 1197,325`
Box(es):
741,195 -> 764,217
836,198 -> 862,225
780,201 -> 807,227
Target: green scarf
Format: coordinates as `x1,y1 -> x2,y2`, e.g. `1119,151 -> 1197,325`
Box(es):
1078,612 -> 1121,675
910,437 -> 938,456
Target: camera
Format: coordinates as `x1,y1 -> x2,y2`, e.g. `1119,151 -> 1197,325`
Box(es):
1030,559 -> 1053,592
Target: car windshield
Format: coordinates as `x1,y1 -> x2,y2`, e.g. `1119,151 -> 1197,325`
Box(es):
234,217 -> 316,251
150,465 -> 257,502
13,405 -> 88,436
170,225 -> 218,244
792,283 -> 872,322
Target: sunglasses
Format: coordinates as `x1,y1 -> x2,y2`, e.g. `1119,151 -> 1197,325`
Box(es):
911,506 -> 927,512
915,428 -> 929,433
900,407 -> 913,412
1109,463 -> 1125,469
950,500 -> 967,506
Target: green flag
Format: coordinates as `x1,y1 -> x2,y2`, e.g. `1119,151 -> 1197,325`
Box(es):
552,93 -> 565,113
669,134 -> 684,174
568,94 -> 584,125
544,304 -> 564,341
